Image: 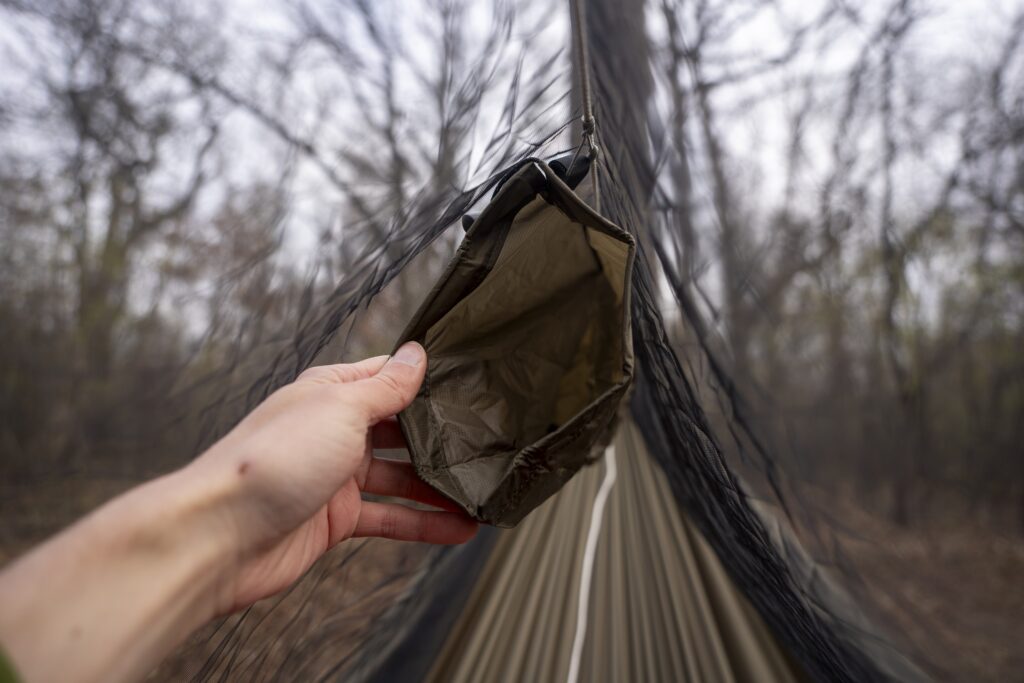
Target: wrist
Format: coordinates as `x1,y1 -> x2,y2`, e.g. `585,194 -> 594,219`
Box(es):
158,459 -> 251,615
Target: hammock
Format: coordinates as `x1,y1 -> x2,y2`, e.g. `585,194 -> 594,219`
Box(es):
341,156 -> 925,683
188,1 -> 931,679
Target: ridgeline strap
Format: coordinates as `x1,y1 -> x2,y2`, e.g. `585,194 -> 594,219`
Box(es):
569,0 -> 601,211
570,0 -> 597,152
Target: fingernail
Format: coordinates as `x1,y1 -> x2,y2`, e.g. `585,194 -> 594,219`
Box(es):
391,342 -> 424,367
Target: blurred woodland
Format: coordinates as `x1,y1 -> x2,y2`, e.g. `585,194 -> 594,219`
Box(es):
1,0 -> 1022,679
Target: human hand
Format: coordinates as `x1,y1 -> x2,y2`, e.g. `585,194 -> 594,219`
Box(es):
193,341 -> 478,612
0,342 -> 475,683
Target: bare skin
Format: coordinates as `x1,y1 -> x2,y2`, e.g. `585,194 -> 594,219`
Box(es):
0,342 -> 477,683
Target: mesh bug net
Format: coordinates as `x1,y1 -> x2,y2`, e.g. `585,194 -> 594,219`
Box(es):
5,0 -> 1020,681
162,3 -> 932,681
177,54 -> 921,683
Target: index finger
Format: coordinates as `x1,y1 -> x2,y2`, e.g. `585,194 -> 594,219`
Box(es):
297,356 -> 390,385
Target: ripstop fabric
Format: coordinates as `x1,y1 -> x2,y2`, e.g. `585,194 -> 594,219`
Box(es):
394,159 -> 635,527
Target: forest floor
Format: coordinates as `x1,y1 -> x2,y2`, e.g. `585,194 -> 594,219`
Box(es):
814,494 -> 1024,682
857,530 -> 1024,681
2,478 -> 1022,681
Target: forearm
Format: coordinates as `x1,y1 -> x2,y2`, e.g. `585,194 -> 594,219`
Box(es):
0,464 -> 239,683
0,346 -> 465,682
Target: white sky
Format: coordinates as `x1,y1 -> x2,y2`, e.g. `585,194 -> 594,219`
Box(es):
1,0 -> 1020,330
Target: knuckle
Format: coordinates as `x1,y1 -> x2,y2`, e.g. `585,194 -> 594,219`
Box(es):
298,365 -> 338,384
380,508 -> 400,539
372,372 -> 406,401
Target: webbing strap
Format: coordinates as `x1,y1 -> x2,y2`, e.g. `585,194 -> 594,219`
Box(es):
569,0 -> 601,211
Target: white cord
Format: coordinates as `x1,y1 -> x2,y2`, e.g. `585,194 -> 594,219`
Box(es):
566,445 -> 617,683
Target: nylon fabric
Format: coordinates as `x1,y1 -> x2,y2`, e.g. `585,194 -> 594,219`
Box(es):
411,420 -> 804,683
394,160 -> 635,527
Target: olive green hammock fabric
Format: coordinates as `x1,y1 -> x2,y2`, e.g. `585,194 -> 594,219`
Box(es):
394,159 -> 634,527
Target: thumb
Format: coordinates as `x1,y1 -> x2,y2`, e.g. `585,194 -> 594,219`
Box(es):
353,342 -> 427,421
